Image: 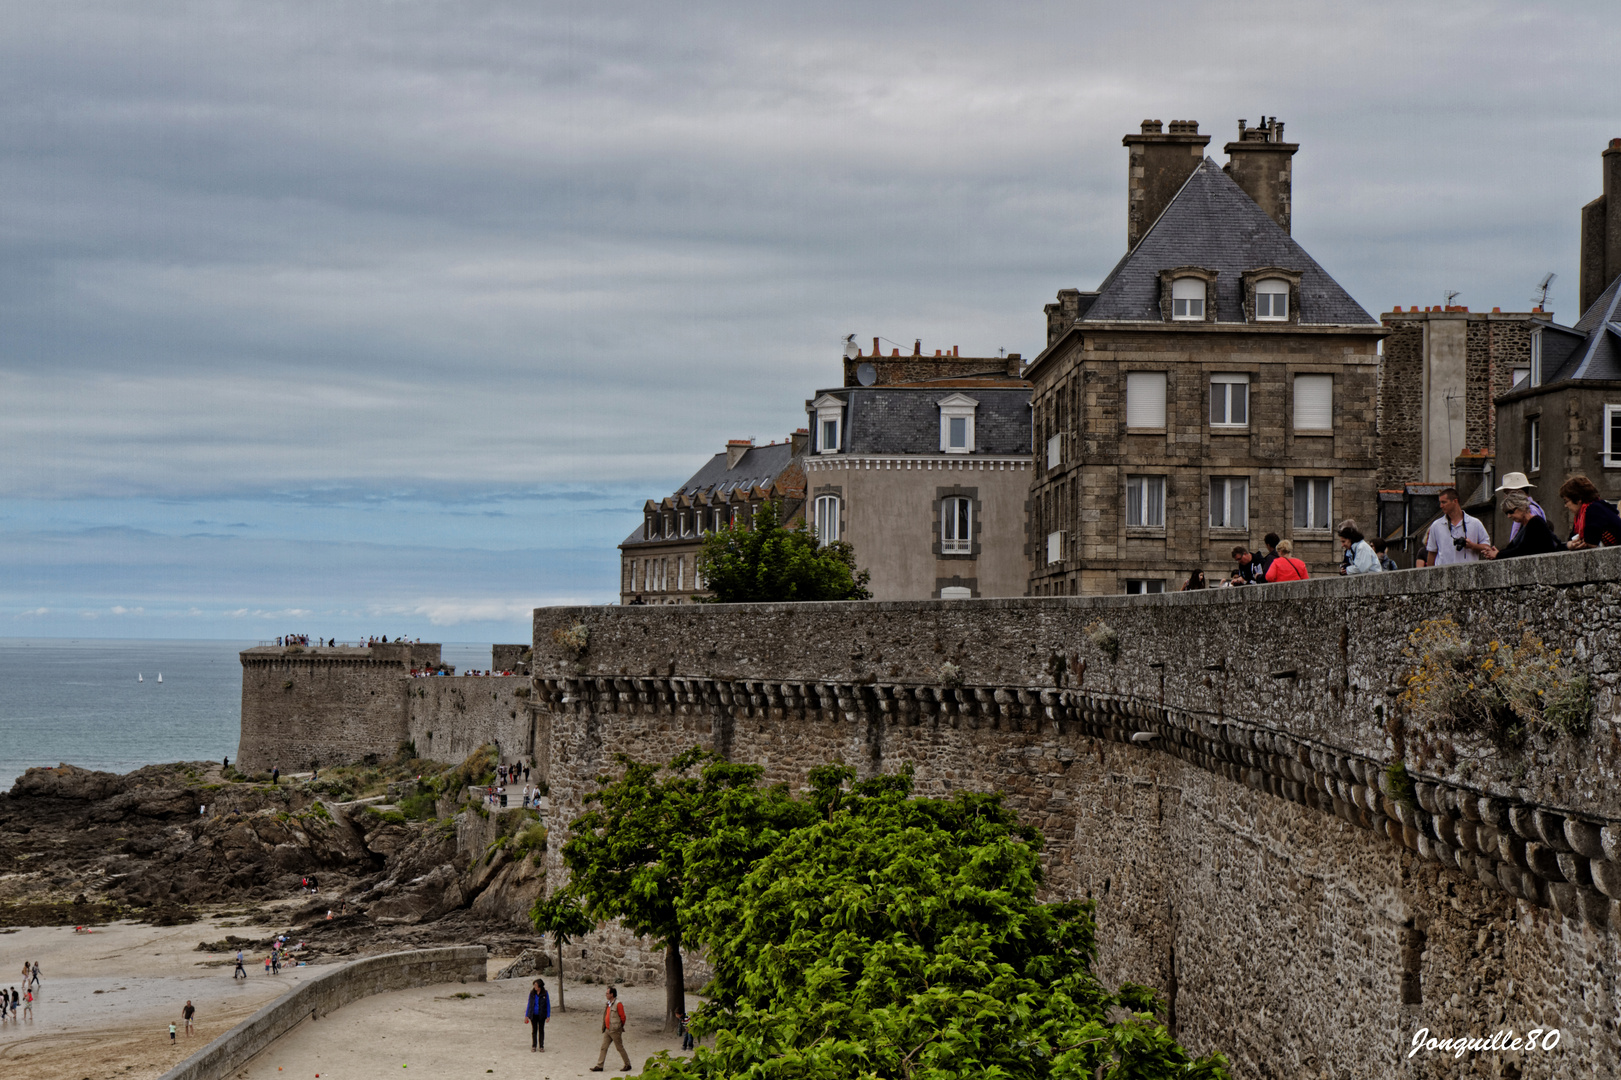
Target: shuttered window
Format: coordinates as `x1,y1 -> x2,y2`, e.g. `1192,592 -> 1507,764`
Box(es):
1126,372 -> 1167,429
1294,374 -> 1333,431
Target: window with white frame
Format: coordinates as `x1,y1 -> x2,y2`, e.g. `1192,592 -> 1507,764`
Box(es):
1126,475 -> 1166,529
1046,530 -> 1064,565
812,394 -> 844,454
1171,278 -> 1205,320
1210,373 -> 1249,427
1528,417 -> 1541,473
941,496 -> 972,553
814,494 -> 841,545
1255,279 -> 1289,320
1294,477 -> 1332,530
628,559 -> 638,592
1126,372 -> 1168,429
1125,579 -> 1166,594
1047,433 -> 1062,469
1605,405 -> 1621,467
938,394 -> 978,454
677,556 -> 685,591
1293,374 -> 1333,431
1529,331 -> 1543,387
1209,476 -> 1248,529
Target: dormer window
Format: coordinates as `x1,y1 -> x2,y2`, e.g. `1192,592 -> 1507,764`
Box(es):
1171,278 -> 1205,320
937,393 -> 979,454
1255,279 -> 1289,320
811,394 -> 845,454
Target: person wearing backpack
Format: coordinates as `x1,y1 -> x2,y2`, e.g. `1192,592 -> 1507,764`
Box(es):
524,978 -> 550,1052
590,985 -> 631,1072
1263,539 -> 1310,582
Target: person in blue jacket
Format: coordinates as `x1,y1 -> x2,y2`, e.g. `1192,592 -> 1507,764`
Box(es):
525,978 -> 551,1052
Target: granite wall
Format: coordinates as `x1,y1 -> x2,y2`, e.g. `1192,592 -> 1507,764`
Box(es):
531,548 -> 1621,1080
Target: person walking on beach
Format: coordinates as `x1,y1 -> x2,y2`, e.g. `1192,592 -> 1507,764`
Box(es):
524,978 -> 550,1052
233,951 -> 247,979
169,1022 -> 177,1043
590,986 -> 631,1072
183,1000 -> 195,1035
22,989 -> 32,1019
29,961 -> 39,990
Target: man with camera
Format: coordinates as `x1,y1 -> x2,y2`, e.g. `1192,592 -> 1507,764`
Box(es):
1415,487 -> 1490,568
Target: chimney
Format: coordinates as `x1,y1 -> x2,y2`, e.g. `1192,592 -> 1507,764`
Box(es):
790,428 -> 809,456
725,438 -> 752,469
1579,137 -> 1621,314
1121,119 -> 1209,250
1223,116 -> 1299,233
913,339 -> 921,355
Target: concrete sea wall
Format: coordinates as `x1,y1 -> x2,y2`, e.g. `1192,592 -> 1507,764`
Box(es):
157,946 -> 486,1080
532,548 -> 1621,1080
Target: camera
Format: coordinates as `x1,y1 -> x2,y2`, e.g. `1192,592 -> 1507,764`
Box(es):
1453,536 -> 1466,551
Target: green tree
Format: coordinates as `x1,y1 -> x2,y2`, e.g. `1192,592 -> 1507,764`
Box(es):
528,891 -> 594,1013
561,748 -> 793,1031
652,768 -> 1229,1080
697,501 -> 871,603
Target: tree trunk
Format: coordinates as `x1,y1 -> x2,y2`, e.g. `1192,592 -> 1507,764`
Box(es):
556,939 -> 566,1013
664,937 -> 686,1033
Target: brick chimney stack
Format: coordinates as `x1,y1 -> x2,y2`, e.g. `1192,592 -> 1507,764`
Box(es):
1122,119 -> 1209,250
725,439 -> 752,469
1223,116 -> 1299,233
1579,138 -> 1621,314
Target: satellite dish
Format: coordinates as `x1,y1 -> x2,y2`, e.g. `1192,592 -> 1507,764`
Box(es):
856,362 -> 878,387
842,334 -> 860,360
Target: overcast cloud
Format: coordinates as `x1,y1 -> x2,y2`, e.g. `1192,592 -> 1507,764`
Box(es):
3,1 -> 1618,639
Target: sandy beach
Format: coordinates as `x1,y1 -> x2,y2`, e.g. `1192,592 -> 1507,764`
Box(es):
0,912 -> 325,1079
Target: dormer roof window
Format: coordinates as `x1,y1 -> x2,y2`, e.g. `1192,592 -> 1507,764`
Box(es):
1255,279 -> 1289,320
811,393 -> 845,454
937,393 -> 979,454
1158,267 -> 1217,323
1171,278 -> 1205,320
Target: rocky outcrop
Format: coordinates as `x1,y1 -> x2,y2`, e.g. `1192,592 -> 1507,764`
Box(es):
493,946 -> 553,979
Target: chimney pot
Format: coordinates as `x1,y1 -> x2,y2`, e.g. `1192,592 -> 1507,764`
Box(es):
953,346 -> 959,356
892,348 -> 899,356
913,339 -> 921,356
1142,119 -> 1162,134
1611,138 -> 1621,150
872,336 -> 881,356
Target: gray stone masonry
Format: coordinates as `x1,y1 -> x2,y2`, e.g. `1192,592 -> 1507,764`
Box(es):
532,548 -> 1621,1079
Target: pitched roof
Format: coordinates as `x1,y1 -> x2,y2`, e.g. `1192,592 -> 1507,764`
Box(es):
620,442 -> 799,545
1542,275 -> 1621,385
1081,158 -> 1376,326
816,387 -> 1031,455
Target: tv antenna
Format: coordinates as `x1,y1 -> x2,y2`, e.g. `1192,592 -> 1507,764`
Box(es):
1444,290 -> 1460,307
1532,272 -> 1556,308
842,334 -> 860,359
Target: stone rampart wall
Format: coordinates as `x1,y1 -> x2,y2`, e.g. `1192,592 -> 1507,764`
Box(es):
237,651 -> 411,772
157,946 -> 486,1080
405,676 -> 536,766
531,548 -> 1621,1080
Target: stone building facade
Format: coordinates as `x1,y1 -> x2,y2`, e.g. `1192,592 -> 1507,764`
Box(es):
618,437 -> 807,605
804,342 -> 1032,599
1030,120 -> 1384,595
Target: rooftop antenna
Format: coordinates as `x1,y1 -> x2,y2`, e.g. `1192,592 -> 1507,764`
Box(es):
842,334 -> 859,360
1532,272 -> 1556,308
1444,290 -> 1460,307
998,347 -> 1006,358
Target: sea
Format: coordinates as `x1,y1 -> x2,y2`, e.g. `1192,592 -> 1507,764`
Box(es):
0,638 -> 495,791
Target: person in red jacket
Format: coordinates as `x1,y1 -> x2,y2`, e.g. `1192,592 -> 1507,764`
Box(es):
1264,539 -> 1310,582
590,985 -> 631,1072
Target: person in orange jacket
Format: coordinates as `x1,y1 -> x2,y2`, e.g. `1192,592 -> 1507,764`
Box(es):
590,985 -> 631,1072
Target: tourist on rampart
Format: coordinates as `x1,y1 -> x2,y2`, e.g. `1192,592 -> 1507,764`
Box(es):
1560,475 -> 1621,549
1257,532 -> 1281,575
1181,568 -> 1207,590
1416,487 -> 1490,567
1337,521 -> 1382,574
1264,540 -> 1310,582
1227,546 -> 1264,586
1484,493 -> 1562,559
1370,537 -> 1398,571
591,985 -> 632,1072
525,978 -> 550,1052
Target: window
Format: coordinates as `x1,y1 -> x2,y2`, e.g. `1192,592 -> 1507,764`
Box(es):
1047,433 -> 1062,469
1126,475 -> 1166,528
1294,374 -> 1333,431
938,394 -> 978,454
677,557 -> 685,591
1511,366 -> 1530,390
1528,417 -> 1541,473
1126,372 -> 1167,429
629,559 -> 639,592
812,394 -> 844,454
1046,530 -> 1064,565
1605,405 -> 1621,467
814,495 -> 841,545
940,586 -> 972,600
1209,476 -> 1248,529
1171,278 -> 1205,320
1294,477 -> 1332,530
1210,374 -> 1249,427
1255,279 -> 1289,320
1125,579 -> 1166,594
941,496 -> 972,553
1529,331 -> 1543,387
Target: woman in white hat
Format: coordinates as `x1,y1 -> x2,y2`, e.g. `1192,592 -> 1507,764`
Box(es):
1494,472 -> 1546,543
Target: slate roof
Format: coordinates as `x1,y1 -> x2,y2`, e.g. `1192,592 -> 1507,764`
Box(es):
620,441 -> 798,545
1081,158 -> 1376,327
815,387 -> 1032,456
1530,276 -> 1621,387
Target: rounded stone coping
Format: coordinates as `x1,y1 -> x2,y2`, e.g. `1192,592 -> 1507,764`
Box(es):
157,946 -> 487,1080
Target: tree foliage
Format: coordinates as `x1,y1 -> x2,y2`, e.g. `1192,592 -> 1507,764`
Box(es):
697,501 -> 871,603
528,891 -> 594,1012
568,755 -> 1228,1080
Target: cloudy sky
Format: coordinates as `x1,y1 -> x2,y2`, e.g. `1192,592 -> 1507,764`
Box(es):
3,1 -> 1617,641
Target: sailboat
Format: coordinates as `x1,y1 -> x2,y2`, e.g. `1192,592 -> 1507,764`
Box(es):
157,673 -> 163,683
138,673 -> 143,682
